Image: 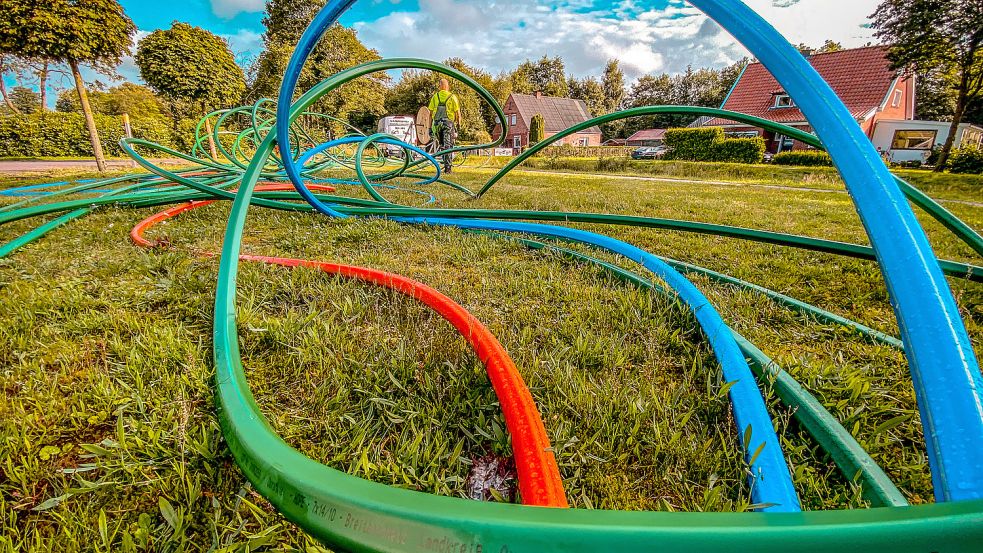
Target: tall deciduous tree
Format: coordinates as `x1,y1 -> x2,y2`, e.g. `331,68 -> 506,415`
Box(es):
136,23 -> 246,117
249,0 -> 388,131
0,0 -> 136,171
57,82 -> 166,121
601,60 -> 625,113
872,0 -> 983,171
511,56 -> 569,97
0,55 -> 22,113
568,76 -> 606,116
9,86 -> 40,114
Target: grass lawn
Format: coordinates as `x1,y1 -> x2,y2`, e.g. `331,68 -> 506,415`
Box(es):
516,156 -> 983,201
0,164 -> 980,550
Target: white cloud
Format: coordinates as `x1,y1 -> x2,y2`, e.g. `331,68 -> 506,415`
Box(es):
352,0 -> 881,80
210,0 -> 265,19
222,29 -> 264,53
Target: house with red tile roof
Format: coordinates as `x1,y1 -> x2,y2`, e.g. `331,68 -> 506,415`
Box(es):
492,92 -> 602,151
699,46 -> 915,154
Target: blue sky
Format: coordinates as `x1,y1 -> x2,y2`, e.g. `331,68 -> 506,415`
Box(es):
7,0 -> 882,105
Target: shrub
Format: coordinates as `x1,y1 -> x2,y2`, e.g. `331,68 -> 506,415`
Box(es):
663,127 -> 722,161
663,127 -> 765,164
530,114 -> 545,145
948,146 -> 983,174
0,112 -> 175,158
536,145 -> 631,158
772,150 -> 833,167
596,155 -> 628,172
713,137 -> 765,164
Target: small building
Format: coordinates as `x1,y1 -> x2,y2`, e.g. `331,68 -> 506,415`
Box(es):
699,46 -> 915,154
626,129 -> 667,147
871,120 -> 983,164
492,92 -> 602,151
602,138 -> 627,146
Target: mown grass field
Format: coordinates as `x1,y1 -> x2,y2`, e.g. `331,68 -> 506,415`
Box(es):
0,161 -> 980,551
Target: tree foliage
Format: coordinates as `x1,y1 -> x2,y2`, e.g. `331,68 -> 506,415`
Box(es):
9,86 -> 40,114
602,60 -> 626,113
511,56 -> 568,97
795,40 -> 845,56
0,0 -> 135,72
872,0 -> 983,170
57,82 -> 166,121
622,62 -> 745,137
568,76 -> 606,116
249,1 -> 387,132
136,22 -> 246,116
529,113 -> 545,144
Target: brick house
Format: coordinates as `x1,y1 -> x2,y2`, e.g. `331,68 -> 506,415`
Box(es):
698,46 -> 915,154
492,92 -> 602,151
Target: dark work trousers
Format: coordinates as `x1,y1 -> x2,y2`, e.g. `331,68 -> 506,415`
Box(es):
435,119 -> 455,172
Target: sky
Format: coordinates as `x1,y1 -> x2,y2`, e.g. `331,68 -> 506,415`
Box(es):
7,0 -> 883,105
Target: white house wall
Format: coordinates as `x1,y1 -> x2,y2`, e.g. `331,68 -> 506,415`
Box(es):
871,119 -> 983,163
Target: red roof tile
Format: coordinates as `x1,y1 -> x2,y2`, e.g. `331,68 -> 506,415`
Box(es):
704,46 -> 899,127
511,93 -> 602,134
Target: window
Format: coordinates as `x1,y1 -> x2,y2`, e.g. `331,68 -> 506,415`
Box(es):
773,94 -> 794,108
891,90 -> 903,108
513,135 -> 521,149
891,129 -> 937,150
510,114 -> 517,126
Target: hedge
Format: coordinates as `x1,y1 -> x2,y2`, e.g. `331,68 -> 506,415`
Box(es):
772,150 -> 833,167
663,127 -> 765,164
948,146 -> 983,174
0,113 -> 174,158
536,144 -> 633,158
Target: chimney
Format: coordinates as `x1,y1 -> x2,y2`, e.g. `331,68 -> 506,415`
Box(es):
535,91 -> 542,99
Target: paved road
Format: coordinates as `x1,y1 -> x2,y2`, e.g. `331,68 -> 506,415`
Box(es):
0,159 -> 186,172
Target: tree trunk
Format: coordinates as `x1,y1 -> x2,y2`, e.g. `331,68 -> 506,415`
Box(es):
70,59 -> 106,172
38,62 -> 48,111
0,58 -> 20,114
935,70 -> 969,172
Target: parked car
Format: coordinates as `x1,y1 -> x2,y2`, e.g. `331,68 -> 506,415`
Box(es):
631,146 -> 665,160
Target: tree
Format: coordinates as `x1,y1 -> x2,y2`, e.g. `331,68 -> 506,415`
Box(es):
0,55 -> 22,113
795,40 -> 845,56
9,86 -> 40,114
872,0 -> 983,171
512,56 -> 569,97
568,76 -> 606,116
57,82 -> 166,121
529,113 -> 545,145
136,23 -> 246,117
602,60 -> 626,113
916,67 -> 958,120
597,60 -> 627,140
0,0 -> 136,171
249,1 -> 387,132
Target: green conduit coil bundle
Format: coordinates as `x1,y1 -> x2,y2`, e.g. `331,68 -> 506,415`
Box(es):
1,0 -> 982,550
